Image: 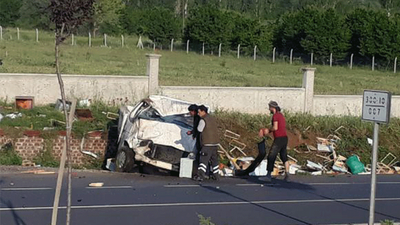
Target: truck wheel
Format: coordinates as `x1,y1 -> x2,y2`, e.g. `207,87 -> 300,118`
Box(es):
115,146 -> 135,172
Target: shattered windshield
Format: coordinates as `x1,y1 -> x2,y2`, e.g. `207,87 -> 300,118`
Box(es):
138,108 -> 193,129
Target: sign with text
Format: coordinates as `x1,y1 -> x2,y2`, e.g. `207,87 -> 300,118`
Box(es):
362,90 -> 391,124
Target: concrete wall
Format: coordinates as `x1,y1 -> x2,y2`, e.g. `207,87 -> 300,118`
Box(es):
314,95 -> 400,117
0,73 -> 148,105
160,86 -> 305,114
1,54 -> 399,118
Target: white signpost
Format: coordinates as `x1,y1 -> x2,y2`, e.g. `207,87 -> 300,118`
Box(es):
362,90 -> 391,225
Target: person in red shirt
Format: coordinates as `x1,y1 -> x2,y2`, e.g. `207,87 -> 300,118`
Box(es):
259,101 -> 289,181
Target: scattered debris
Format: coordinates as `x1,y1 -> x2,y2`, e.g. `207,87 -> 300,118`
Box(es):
102,111 -> 119,120
15,96 -> 34,109
224,130 -> 247,157
78,99 -> 92,107
4,113 -> 22,119
179,157 -> 194,178
105,158 -> 116,171
307,160 -> 324,171
51,119 -> 65,126
79,137 -> 99,159
288,163 -> 302,175
88,182 -> 104,187
367,138 -> 373,146
75,109 -> 93,121
55,99 -> 72,111
332,155 -> 348,173
249,160 -> 267,176
346,155 -> 366,175
21,170 -> 55,175
394,166 -> 400,174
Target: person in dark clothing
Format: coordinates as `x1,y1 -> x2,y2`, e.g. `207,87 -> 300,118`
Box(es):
259,101 -> 289,182
193,105 -> 220,181
187,104 -> 201,152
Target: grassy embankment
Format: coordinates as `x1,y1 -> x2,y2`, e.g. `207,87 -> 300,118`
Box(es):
0,28 -> 399,95
1,101 -> 399,169
0,29 -> 399,168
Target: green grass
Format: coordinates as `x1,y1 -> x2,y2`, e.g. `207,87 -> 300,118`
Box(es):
0,100 -> 119,139
0,143 -> 22,165
215,110 -> 400,165
1,98 -> 399,168
0,28 -> 400,95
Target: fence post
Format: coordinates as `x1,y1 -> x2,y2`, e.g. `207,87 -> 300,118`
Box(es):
290,49 -> 293,64
36,29 -> 39,42
302,68 -> 316,113
311,53 -> 314,65
218,43 -> 222,57
372,56 -> 375,71
254,46 -> 257,61
186,40 -> 189,54
153,42 -> 156,51
146,54 -> 161,95
121,35 -> 124,47
330,53 -> 333,67
202,42 -> 205,56
137,36 -> 143,49
104,34 -> 107,47
350,53 -> 353,69
394,57 -> 397,73
88,33 -> 91,47
71,34 -> 74,46
237,44 -> 240,59
0,26 -> 2,40
170,39 -> 174,52
17,27 -> 20,40
273,47 -> 276,63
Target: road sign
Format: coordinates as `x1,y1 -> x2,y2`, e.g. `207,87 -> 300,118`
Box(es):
361,90 -> 391,225
362,90 -> 391,124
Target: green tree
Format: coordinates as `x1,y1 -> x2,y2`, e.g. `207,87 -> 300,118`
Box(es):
346,9 -> 400,64
300,8 -> 351,61
142,7 -> 181,46
184,4 -> 234,51
0,0 -> 22,27
17,0 -> 51,30
275,7 -> 350,61
92,0 -> 125,35
122,7 -> 180,46
230,14 -> 272,54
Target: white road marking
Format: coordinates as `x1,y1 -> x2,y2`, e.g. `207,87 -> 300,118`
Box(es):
0,187 -> 53,191
307,181 -> 400,186
164,185 -> 200,188
86,186 -> 133,189
1,197 -> 399,211
236,184 -> 271,187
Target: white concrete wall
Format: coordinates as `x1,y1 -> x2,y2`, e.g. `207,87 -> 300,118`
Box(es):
160,86 -> 305,114
0,73 -> 148,105
313,95 -> 400,117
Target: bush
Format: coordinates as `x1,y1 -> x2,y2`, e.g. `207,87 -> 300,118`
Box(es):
275,7 -> 350,62
184,4 -> 234,52
230,13 -> 272,54
184,5 -> 272,53
0,143 -> 22,165
122,7 -> 181,46
346,9 -> 400,64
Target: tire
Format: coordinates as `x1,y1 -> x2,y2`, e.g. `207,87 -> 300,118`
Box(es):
115,145 -> 135,172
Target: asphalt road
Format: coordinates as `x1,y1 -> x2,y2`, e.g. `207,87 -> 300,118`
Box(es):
0,168 -> 399,225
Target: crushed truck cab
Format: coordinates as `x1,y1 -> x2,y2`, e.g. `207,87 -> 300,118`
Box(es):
116,96 -> 198,172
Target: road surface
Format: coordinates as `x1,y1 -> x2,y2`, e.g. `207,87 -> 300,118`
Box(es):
0,168 -> 399,225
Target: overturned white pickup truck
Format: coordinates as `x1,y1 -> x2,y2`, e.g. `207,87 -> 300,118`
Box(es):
115,96 -> 199,172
